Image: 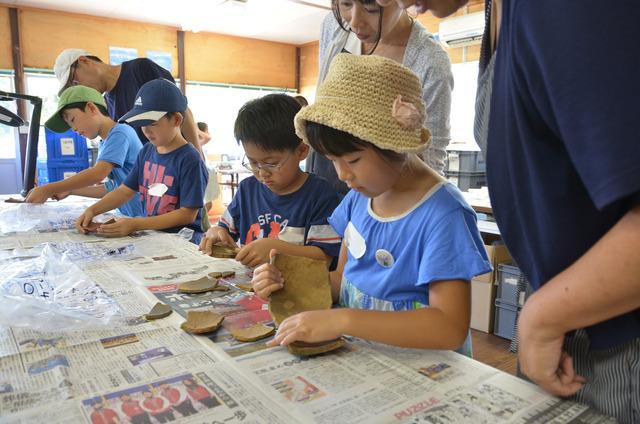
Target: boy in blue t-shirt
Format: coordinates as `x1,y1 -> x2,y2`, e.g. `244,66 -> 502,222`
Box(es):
27,85 -> 143,217
199,94 -> 341,268
76,79 -> 208,243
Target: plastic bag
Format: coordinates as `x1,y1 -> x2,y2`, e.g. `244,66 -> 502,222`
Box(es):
0,202 -> 116,234
0,243 -> 125,331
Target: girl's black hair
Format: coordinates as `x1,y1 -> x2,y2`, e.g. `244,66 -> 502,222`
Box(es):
331,0 -> 383,55
305,121 -> 405,163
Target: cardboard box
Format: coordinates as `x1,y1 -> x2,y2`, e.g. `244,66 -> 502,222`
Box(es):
470,243 -> 512,333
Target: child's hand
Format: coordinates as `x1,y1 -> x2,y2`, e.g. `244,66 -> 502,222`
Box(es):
97,218 -> 138,238
52,191 -> 71,201
199,227 -> 236,255
252,251 -> 284,300
76,208 -> 96,234
266,310 -> 344,347
25,186 -> 52,203
236,238 -> 278,268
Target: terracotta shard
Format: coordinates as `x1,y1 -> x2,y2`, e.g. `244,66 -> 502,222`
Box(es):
269,254 -> 332,326
4,197 -> 25,203
180,310 -> 224,334
211,284 -> 230,292
208,270 -> 236,279
231,324 -> 275,342
85,218 -> 117,233
287,339 -> 345,357
178,277 -> 218,294
235,283 -> 254,292
144,302 -> 172,320
209,245 -> 238,259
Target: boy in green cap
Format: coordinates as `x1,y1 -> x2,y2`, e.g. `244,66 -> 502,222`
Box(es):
26,85 -> 143,218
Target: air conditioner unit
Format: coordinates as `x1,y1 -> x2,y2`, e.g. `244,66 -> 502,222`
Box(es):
438,12 -> 485,48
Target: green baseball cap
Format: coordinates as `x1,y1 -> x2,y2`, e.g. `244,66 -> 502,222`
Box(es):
45,85 -> 107,133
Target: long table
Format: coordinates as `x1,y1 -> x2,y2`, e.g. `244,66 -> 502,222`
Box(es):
0,197 -> 615,423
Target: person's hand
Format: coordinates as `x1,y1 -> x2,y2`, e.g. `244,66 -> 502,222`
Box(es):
266,309 -> 345,347
199,227 -> 236,255
97,218 -> 139,238
25,186 -> 53,203
252,249 -> 284,299
76,208 -> 97,234
517,294 -> 587,397
52,191 -> 71,201
236,238 -> 278,268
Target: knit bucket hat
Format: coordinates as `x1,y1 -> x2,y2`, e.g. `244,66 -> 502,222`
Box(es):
294,53 -> 431,154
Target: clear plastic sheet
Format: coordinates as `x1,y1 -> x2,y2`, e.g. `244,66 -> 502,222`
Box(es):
0,243 -> 129,330
0,203 -> 116,234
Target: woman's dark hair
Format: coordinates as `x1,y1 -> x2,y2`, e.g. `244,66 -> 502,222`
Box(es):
234,94 -> 302,151
305,121 -> 405,163
332,0 -> 383,55
197,121 -> 208,132
60,101 -> 109,117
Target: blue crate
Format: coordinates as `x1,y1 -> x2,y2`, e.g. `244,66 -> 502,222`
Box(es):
497,263 -> 523,306
445,170 -> 487,192
36,158 -> 89,184
445,150 -> 486,173
493,299 -> 520,341
45,128 -> 88,162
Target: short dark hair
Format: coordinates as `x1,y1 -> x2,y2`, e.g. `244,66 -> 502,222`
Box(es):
84,55 -> 103,63
197,121 -> 208,132
305,121 -> 405,163
234,94 -> 302,151
60,102 -> 109,118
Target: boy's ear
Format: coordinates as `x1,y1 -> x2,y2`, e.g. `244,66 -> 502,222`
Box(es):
297,143 -> 310,161
172,113 -> 184,128
85,102 -> 99,115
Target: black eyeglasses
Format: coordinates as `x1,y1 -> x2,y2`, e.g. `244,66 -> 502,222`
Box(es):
241,154 -> 292,174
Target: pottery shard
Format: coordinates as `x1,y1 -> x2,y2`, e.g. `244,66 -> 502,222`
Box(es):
208,271 -> 236,279
209,245 -> 237,259
268,254 -> 332,326
85,218 -> 117,232
144,302 -> 172,320
287,339 -> 345,357
235,283 -> 254,292
231,324 -> 275,342
178,277 -> 218,294
4,197 -> 25,203
180,310 -> 224,334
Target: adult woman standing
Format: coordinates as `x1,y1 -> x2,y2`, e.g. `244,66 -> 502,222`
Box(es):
307,0 -> 453,195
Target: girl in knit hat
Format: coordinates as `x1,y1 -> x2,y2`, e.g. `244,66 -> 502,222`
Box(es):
253,54 -> 490,355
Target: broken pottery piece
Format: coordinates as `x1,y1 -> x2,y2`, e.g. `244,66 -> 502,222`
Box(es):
235,283 -> 254,292
178,277 -> 219,294
208,270 -> 236,279
144,302 -> 172,320
4,197 -> 25,203
231,324 -> 275,342
269,254 -> 332,326
209,244 -> 238,259
180,310 -> 224,334
211,284 -> 230,292
85,218 -> 117,233
287,339 -> 345,357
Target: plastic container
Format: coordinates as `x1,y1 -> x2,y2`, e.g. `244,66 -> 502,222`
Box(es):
496,263 -> 522,306
493,299 -> 520,341
446,150 -> 485,173
37,158 -> 88,184
445,171 -> 487,191
45,128 -> 89,162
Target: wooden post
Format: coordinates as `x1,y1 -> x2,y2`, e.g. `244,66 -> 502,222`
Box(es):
177,30 -> 186,94
295,47 -> 301,93
9,7 -> 28,174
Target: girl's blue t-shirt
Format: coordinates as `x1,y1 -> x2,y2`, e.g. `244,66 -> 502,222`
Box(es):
329,182 -> 491,307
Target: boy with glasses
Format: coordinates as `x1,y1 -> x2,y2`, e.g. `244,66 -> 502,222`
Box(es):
199,94 -> 341,269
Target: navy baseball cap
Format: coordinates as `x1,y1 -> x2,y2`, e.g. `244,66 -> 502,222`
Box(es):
119,78 -> 187,127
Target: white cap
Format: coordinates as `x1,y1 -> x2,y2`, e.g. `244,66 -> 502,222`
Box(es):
53,48 -> 91,94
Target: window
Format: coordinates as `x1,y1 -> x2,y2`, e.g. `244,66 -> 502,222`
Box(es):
25,72 -> 64,158
186,82 -> 294,161
0,73 -> 17,159
449,61 -> 480,151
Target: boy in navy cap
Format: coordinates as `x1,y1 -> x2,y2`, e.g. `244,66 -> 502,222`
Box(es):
76,78 -> 208,243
